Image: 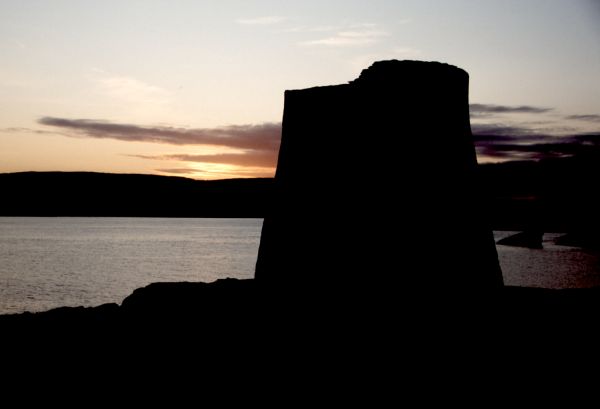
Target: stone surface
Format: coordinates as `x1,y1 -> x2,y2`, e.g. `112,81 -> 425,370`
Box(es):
256,60 -> 503,290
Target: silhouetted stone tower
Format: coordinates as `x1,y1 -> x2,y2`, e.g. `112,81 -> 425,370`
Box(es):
256,60 -> 503,291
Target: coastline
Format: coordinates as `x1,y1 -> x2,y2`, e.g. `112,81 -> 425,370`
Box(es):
2,279 -> 600,327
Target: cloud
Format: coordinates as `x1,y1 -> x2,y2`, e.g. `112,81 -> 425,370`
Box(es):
301,28 -> 388,47
1,126 -> 68,136
156,168 -> 203,175
35,108 -> 600,171
471,123 -> 540,137
205,168 -> 276,178
473,129 -> 600,161
12,40 -> 26,49
476,140 -> 600,160
156,166 -> 274,179
39,117 -> 281,176
470,104 -> 552,117
86,72 -> 174,120
134,152 -> 277,169
565,114 -> 600,122
470,108 -> 600,160
471,124 -> 551,159
236,16 -> 286,25
281,25 -> 340,33
95,75 -> 171,105
38,117 -> 281,151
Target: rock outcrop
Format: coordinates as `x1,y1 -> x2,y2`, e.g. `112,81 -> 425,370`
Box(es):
497,230 -> 544,249
2,281 -> 599,331
256,60 -> 503,290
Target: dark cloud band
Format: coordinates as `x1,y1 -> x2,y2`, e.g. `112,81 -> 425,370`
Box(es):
474,132 -> 600,160
131,152 -> 278,168
470,103 -> 552,117
38,117 -> 281,151
565,114 -> 600,122
37,114 -> 600,167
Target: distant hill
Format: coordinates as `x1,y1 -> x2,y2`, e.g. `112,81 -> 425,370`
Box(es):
480,153 -> 600,232
1,155 -> 599,230
0,172 -> 273,217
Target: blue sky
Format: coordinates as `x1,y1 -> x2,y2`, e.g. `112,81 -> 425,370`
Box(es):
1,0 -> 599,178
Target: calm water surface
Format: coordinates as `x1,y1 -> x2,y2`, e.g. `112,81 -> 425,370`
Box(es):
1,218 -> 599,314
0,218 -> 261,314
495,231 -> 600,289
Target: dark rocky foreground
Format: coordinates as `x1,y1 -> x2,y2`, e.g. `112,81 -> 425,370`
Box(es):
2,281 -> 596,396
2,279 -> 600,332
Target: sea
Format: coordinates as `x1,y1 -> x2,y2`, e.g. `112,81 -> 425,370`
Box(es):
1,217 -> 599,315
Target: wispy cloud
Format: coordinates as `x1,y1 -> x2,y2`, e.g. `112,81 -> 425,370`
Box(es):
156,168 -> 203,175
1,126 -> 67,136
466,103 -> 597,161
282,25 -> 340,33
85,72 -> 175,120
471,123 -> 541,137
473,123 -> 600,161
565,114 -> 600,122
470,104 -> 552,117
38,117 -> 281,175
95,75 -> 171,106
236,16 -> 286,25
475,136 -> 600,160
12,39 -> 26,49
33,106 -> 600,172
155,166 -> 274,179
38,117 -> 281,151
300,27 -> 389,47
470,114 -> 599,161
131,151 -> 277,169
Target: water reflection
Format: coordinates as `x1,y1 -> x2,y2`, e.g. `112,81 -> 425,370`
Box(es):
496,231 -> 600,288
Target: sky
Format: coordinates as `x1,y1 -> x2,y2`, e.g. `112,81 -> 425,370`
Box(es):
1,0 -> 599,179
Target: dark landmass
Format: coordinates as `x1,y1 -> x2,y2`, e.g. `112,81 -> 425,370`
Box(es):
480,154 -> 600,233
0,172 -> 273,217
555,232 -> 600,249
482,153 -> 600,249
2,281 -> 596,390
1,152 -> 598,236
2,280 -> 600,334
0,279 -> 254,331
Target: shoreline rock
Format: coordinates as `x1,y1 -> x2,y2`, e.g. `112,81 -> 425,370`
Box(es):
497,230 -> 544,249
2,279 -> 600,328
555,232 -> 600,249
